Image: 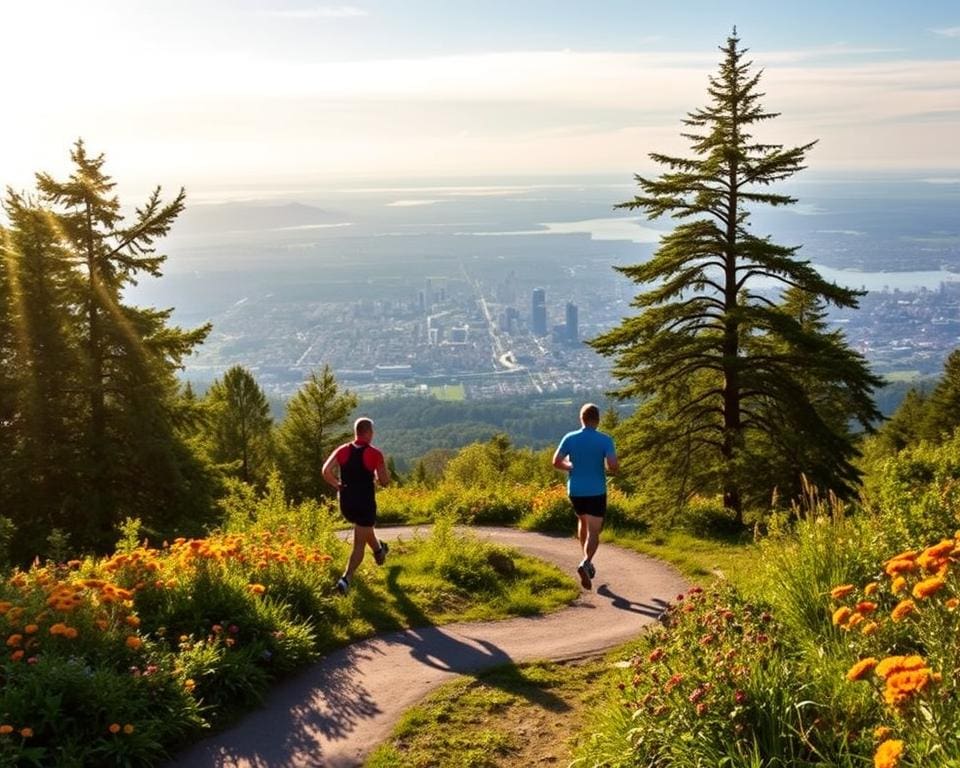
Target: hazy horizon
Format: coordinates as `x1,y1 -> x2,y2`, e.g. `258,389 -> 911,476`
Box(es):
3,1 -> 960,195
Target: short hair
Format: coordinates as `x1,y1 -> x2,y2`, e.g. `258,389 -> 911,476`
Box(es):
580,403 -> 600,424
354,417 -> 374,437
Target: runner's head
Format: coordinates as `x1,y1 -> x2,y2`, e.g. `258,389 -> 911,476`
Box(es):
354,417 -> 374,441
580,403 -> 600,427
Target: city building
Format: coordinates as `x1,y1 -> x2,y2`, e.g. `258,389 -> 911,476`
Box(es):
565,301 -> 578,343
531,287 -> 547,336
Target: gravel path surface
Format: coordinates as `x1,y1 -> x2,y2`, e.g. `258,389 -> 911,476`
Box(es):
173,526 -> 689,767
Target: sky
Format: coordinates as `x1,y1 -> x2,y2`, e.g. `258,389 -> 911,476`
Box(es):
2,0 -> 960,195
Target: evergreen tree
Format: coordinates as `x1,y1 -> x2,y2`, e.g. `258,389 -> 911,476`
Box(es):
275,365 -> 357,501
32,141 -> 212,548
203,365 -> 273,484
921,349 -> 960,442
0,193 -> 82,542
592,32 -> 880,519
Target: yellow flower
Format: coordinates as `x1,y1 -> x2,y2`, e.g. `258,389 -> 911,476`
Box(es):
184,678 -> 196,692
832,606 -> 853,626
912,577 -> 945,600
891,576 -> 907,595
873,726 -> 893,741
830,584 -> 856,599
891,600 -> 916,622
846,657 -> 878,682
861,621 -> 879,636
123,724 -> 135,735
874,739 -> 904,768
864,582 -> 879,596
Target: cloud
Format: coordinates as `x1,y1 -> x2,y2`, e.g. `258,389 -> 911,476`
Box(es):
933,26 -> 960,38
259,5 -> 368,19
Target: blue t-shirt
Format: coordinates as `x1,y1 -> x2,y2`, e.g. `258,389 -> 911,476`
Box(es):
556,427 -> 616,497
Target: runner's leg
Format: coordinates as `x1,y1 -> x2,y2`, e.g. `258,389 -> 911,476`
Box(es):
582,514 -> 603,563
345,525 -> 376,579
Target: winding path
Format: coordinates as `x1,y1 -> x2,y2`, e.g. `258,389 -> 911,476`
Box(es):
174,527 -> 689,768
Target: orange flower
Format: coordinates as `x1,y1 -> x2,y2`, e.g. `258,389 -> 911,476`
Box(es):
0,725 -> 11,735
124,615 -> 141,628
184,678 -> 196,692
856,601 -> 878,614
861,621 -> 880,636
864,582 -> 879,596
248,583 -> 266,596
832,606 -> 853,626
883,668 -> 935,707
846,657 -> 878,681
891,600 -> 916,622
876,655 -> 925,680
912,577 -> 945,600
24,624 -> 38,635
923,539 -> 955,559
63,626 -> 78,640
874,739 -> 904,768
891,576 -> 907,595
0,602 -> 11,614
885,558 -> 916,577
873,726 -> 893,741
830,584 -> 856,599
6,634 -> 22,648
123,724 -> 135,735
108,723 -> 121,734
125,636 -> 143,650
19,727 -> 33,738
946,598 -> 959,610
847,614 -> 865,629
9,650 -> 24,662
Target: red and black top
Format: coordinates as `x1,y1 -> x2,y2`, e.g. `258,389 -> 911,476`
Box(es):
334,440 -> 384,515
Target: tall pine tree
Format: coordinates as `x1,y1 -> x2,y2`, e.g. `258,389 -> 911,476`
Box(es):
32,141 -> 212,548
592,32 -> 880,519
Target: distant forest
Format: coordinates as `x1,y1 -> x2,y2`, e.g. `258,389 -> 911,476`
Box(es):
253,380 -> 919,473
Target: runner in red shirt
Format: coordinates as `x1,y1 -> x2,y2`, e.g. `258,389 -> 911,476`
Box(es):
322,417 -> 391,594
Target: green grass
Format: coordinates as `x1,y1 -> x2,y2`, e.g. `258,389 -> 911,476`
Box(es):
430,384 -> 466,401
366,658 -> 608,768
604,526 -> 761,594
329,527 -> 579,649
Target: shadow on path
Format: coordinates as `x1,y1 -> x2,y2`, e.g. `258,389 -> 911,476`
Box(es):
193,642 -> 384,768
596,584 -> 670,620
387,626 -> 568,711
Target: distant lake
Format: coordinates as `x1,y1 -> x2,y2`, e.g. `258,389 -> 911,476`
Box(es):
462,216 -> 960,293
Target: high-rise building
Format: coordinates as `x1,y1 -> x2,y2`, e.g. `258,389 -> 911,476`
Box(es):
565,302 -> 579,343
531,287 -> 547,336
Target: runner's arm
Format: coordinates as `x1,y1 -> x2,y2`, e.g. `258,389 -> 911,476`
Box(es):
552,444 -> 572,472
375,454 -> 391,488
321,449 -> 342,491
605,439 -> 619,475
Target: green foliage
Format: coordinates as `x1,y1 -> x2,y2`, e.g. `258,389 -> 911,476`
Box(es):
201,365 -> 274,485
865,430 -> 960,551
275,364 -> 357,501
0,141 -> 215,557
592,33 -> 880,520
575,582 -> 862,768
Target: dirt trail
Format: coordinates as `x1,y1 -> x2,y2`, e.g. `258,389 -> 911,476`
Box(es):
173,527 -> 689,767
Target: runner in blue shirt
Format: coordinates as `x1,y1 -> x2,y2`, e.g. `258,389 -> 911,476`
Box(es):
552,403 -> 618,589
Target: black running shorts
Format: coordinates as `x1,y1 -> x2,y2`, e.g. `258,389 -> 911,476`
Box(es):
570,494 -> 607,517
341,505 -> 377,527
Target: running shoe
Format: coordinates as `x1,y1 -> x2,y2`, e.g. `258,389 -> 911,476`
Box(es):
374,540 -> 389,566
335,576 -> 350,595
577,561 -> 592,590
